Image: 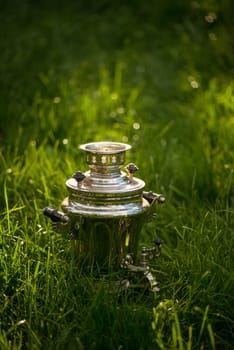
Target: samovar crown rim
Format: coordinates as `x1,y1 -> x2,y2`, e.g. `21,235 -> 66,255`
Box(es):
79,141 -> 131,154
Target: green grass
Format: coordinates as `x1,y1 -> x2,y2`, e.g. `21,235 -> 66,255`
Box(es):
1,0 -> 234,349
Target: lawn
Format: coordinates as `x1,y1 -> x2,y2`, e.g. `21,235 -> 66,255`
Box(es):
0,0 -> 234,349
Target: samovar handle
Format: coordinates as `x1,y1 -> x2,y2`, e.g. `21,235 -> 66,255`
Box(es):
143,191 -> 165,204
43,207 -> 69,222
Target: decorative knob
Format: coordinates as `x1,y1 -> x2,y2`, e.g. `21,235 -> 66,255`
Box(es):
125,163 -> 138,181
154,237 -> 163,247
72,171 -> 86,186
154,237 -> 163,257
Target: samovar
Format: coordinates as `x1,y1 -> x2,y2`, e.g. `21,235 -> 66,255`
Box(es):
43,141 -> 165,292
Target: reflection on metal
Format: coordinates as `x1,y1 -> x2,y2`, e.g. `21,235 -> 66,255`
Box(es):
43,141 -> 165,292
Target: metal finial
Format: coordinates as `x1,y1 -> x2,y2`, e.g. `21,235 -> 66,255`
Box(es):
72,171 -> 86,182
125,163 -> 138,180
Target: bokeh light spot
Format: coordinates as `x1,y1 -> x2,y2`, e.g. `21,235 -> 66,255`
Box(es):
205,12 -> 217,23
111,92 -> 119,100
53,97 -> 61,104
117,107 -> 125,114
122,136 -> 128,142
209,32 -> 217,41
110,111 -> 117,118
188,76 -> 199,89
30,140 -> 36,146
190,80 -> 199,89
62,138 -> 69,145
133,122 -> 140,130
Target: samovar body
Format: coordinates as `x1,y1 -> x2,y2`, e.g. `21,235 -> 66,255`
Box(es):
44,142 -> 164,283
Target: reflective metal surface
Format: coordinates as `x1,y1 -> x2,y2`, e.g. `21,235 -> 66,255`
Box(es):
65,141 -> 147,217
43,141 -> 165,286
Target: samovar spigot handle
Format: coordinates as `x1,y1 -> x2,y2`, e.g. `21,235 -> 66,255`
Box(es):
140,238 -> 163,267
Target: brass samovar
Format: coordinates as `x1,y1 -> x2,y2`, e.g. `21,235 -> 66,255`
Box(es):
43,141 -> 165,292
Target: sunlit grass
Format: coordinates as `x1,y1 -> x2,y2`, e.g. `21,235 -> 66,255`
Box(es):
1,1 -> 234,349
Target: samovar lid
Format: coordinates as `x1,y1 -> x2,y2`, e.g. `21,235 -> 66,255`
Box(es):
63,141 -> 148,216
